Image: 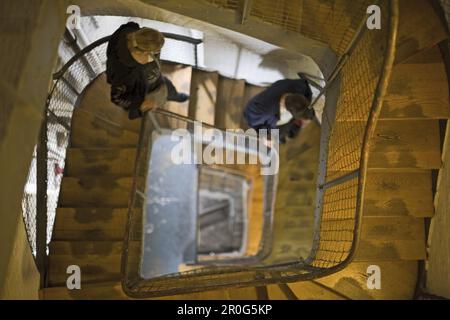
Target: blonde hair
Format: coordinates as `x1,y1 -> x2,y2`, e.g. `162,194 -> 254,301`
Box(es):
127,27 -> 165,53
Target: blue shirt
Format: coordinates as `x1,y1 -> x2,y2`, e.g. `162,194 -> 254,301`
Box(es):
244,79 -> 312,130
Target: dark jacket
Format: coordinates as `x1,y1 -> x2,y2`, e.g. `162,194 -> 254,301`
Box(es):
106,22 -> 163,119
243,79 -> 312,130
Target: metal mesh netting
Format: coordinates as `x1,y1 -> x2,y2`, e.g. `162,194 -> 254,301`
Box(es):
46,43 -> 108,243
206,0 -> 374,56
312,178 -> 357,268
21,147 -> 38,256
20,42 -> 108,255
312,4 -> 389,268
325,27 -> 387,180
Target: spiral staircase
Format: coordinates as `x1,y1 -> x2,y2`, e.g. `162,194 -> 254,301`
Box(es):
36,0 -> 450,299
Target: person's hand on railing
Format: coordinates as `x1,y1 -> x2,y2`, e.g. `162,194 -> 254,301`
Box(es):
140,99 -> 156,113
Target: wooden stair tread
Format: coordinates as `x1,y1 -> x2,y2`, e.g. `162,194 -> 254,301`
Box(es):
315,261 -> 418,300
368,119 -> 442,169
58,176 -> 136,207
364,170 -> 434,217
396,0 -> 448,65
71,108 -> 139,148
354,239 -> 426,261
41,281 -> 259,300
47,241 -> 140,287
188,69 -> 219,125
77,73 -> 141,133
49,240 -> 139,256
382,46 -> 450,119
65,148 -> 137,177
161,63 -> 192,129
41,281 -> 130,300
48,255 -> 122,286
360,216 -> 425,241
52,208 -> 143,241
215,76 -> 246,129
287,281 -> 348,300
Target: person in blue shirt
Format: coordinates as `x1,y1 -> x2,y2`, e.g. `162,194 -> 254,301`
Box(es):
243,78 -> 315,143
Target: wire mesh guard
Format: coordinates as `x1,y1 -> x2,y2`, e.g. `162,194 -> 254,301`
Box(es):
21,41 -> 109,256
313,3 -> 389,269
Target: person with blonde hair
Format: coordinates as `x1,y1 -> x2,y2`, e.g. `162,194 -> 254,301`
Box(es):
106,22 -> 189,119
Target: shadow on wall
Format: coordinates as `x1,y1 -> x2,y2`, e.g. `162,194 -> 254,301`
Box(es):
259,49 -> 323,80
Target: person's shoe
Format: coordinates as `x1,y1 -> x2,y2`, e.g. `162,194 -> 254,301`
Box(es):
174,93 -> 189,103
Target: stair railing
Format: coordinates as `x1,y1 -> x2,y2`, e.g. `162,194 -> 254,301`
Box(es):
120,0 -> 399,298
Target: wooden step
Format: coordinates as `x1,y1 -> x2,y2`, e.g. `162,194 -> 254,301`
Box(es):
48,254 -> 122,286
188,69 -> 219,125
161,63 -> 192,129
266,205 -> 315,264
41,281 -> 258,300
355,239 -> 426,261
65,148 -> 137,177
275,190 -> 315,206
314,261 -> 418,300
287,281 -> 349,300
382,46 -> 450,119
71,109 -> 139,148
49,240 -> 139,257
284,168 -> 317,183
225,287 -> 260,300
53,208 -> 126,241
353,216 -> 426,261
267,284 -> 292,300
77,73 -> 141,133
52,208 -> 143,241
41,281 -> 130,300
369,119 -> 441,169
48,241 -> 140,287
396,0 -> 448,65
215,76 -> 246,129
361,216 -> 425,241
363,170 -> 434,217
58,176 -> 135,207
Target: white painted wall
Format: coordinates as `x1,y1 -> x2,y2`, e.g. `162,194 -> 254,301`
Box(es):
79,16 -> 323,86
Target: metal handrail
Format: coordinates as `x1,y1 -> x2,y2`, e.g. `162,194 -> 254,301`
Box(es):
52,33 -> 203,81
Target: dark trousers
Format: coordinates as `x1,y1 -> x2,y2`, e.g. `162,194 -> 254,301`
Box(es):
162,76 -> 183,101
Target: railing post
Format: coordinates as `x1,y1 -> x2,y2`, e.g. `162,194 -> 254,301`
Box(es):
36,108 -> 48,287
